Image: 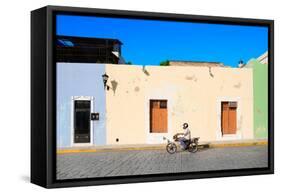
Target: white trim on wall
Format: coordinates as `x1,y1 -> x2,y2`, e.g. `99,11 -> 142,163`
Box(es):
70,96 -> 94,147
145,95 -> 173,144
216,96 -> 242,141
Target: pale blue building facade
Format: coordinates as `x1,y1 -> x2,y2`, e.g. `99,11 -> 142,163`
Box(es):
56,63 -> 106,148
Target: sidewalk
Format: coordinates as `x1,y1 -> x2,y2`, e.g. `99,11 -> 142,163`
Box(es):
57,139 -> 268,154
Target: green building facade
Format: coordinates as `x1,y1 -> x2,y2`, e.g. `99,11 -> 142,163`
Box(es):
245,52 -> 268,139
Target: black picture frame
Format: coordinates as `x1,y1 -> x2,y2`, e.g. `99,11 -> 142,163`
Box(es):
31,5 -> 274,188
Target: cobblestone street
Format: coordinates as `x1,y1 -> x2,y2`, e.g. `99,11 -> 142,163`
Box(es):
57,145 -> 268,180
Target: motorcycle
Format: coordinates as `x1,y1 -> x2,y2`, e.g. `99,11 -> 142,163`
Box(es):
163,134 -> 200,154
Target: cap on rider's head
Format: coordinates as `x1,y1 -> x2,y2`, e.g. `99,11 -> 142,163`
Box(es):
183,123 -> 188,129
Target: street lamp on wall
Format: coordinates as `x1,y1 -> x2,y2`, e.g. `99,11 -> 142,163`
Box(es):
102,73 -> 110,90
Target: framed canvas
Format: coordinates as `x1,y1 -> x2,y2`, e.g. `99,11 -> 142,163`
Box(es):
31,5 -> 274,188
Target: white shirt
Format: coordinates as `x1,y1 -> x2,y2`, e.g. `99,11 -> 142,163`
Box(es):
183,127 -> 191,139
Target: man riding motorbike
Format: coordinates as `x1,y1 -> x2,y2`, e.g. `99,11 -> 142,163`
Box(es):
164,122 -> 199,154
177,123 -> 191,150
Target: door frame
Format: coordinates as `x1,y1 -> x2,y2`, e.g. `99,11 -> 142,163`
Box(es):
149,99 -> 168,133
70,96 -> 94,147
145,96 -> 172,144
216,97 -> 242,140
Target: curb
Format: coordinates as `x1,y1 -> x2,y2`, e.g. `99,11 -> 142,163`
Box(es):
208,141 -> 267,148
57,140 -> 267,154
57,146 -> 164,154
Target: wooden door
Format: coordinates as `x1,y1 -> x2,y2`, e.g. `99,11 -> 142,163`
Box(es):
150,100 -> 168,133
221,102 -> 237,135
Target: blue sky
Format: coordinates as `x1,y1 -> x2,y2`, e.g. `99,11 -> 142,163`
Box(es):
57,15 -> 268,67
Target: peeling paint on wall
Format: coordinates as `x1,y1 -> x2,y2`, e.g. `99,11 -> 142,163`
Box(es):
234,82 -> 242,88
185,74 -> 198,82
134,86 -> 140,92
142,66 -> 150,76
185,75 -> 194,80
208,67 -> 214,78
110,80 -> 118,94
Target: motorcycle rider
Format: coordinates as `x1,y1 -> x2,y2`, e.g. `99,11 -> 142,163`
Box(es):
178,123 -> 191,150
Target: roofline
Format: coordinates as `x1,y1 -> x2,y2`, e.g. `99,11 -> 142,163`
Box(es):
56,35 -> 123,44
168,60 -> 223,64
257,51 -> 268,62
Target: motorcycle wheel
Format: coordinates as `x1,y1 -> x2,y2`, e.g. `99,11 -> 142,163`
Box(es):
166,143 -> 177,154
188,142 -> 198,153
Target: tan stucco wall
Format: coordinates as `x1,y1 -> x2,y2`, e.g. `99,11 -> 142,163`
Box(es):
105,64 -> 253,145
